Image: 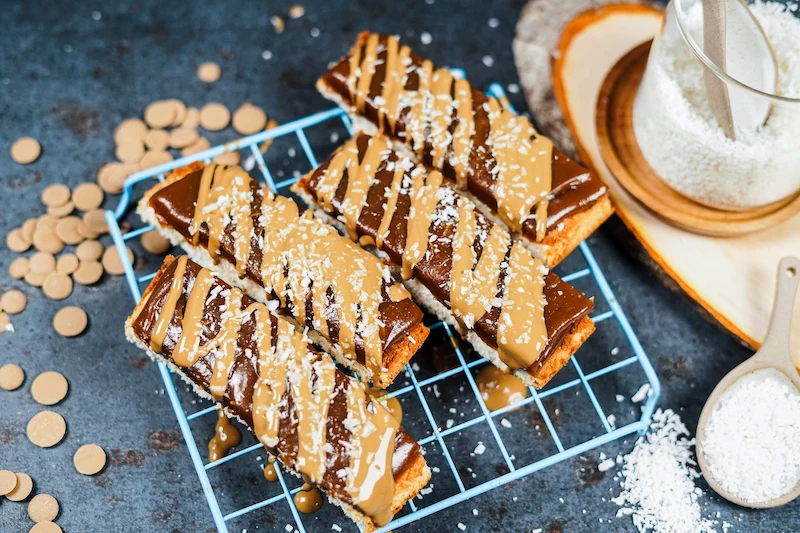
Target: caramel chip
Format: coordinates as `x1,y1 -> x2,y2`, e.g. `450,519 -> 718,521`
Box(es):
72,261 -> 104,285
22,218 -> 38,242
197,62 -> 221,83
115,140 -> 145,165
97,162 -> 135,194
140,150 -> 173,170
181,136 -> 211,157
232,103 -> 268,135
27,411 -> 66,448
167,99 -> 188,127
83,209 -> 108,235
102,246 -> 133,276
43,272 -> 73,301
32,227 -> 64,255
56,254 -> 79,275
11,137 -> 42,165
0,364 -> 25,391
9,257 -> 31,279
168,127 -> 199,149
114,118 -> 148,144
0,470 -> 17,495
2,290 -> 27,314
72,183 -> 104,211
77,222 -> 99,241
24,271 -> 48,288
0,312 -> 10,332
41,185 -> 71,208
144,100 -> 176,129
141,230 -> 172,254
53,306 -> 87,337
75,240 -> 103,261
55,215 -> 84,245
144,129 -> 169,151
30,522 -> 63,533
182,107 -> 201,129
37,214 -> 59,232
6,228 -> 32,253
74,444 -> 107,475
30,252 -> 57,274
46,200 -> 75,218
200,103 -> 231,131
28,494 -> 59,523
213,151 -> 240,165
5,472 -> 33,501
31,371 -> 69,406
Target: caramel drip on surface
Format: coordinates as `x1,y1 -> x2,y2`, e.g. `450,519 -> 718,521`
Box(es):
263,456 -> 278,482
496,242 -> 548,369
488,99 -> 552,241
476,365 -> 528,412
149,256 -> 188,353
208,409 -> 242,462
294,483 -> 324,514
402,169 -> 443,279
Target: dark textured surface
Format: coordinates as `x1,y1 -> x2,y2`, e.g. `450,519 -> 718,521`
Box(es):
0,1 -> 796,532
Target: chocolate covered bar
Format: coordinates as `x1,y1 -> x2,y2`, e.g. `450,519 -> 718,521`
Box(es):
137,162 -> 429,388
293,134 -> 596,388
125,256 -> 430,530
317,31 -> 613,267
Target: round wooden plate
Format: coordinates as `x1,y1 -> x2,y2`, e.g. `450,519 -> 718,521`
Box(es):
596,41 -> 800,237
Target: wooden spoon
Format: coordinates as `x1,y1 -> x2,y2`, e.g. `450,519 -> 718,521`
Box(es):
696,256 -> 800,508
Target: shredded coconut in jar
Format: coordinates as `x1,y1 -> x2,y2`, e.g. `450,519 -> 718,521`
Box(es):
633,0 -> 800,208
701,368 -> 800,503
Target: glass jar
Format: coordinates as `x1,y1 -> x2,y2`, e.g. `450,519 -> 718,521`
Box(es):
633,0 -> 800,210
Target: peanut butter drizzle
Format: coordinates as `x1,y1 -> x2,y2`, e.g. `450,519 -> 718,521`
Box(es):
149,256 -> 188,353
475,365 -> 528,412
190,163 -> 402,381
402,168 -> 443,279
294,483 -> 324,514
173,269 -> 215,367
355,33 -> 380,114
208,409 -> 242,462
487,98 -> 552,241
430,69 -> 454,169
379,36 -> 410,132
340,135 -> 387,240
148,261 -> 402,526
370,388 -> 403,423
451,78 -> 474,188
376,156 -> 406,249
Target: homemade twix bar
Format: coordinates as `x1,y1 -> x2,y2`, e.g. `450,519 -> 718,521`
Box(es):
125,256 -> 430,530
138,162 -> 429,388
316,31 -> 613,266
293,134 -> 596,388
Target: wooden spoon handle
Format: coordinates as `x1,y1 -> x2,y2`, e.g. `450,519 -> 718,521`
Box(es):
761,257 -> 800,354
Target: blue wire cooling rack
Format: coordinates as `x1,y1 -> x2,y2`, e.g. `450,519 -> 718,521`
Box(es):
106,84 -> 661,533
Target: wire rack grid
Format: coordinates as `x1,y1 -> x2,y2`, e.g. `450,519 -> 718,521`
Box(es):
106,84 -> 661,533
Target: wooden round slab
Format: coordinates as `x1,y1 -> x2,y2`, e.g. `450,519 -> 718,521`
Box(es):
595,41 -> 800,237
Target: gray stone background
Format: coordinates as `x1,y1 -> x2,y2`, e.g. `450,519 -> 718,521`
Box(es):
1,1 -> 797,532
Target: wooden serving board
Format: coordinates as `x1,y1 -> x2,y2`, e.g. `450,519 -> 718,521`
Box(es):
514,2 -> 800,366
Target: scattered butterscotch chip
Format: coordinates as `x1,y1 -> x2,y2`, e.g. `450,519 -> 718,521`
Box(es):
31,371 -> 69,406
200,103 -> 231,131
144,100 -> 177,129
41,184 -> 71,208
213,151 -> 240,165
11,137 -> 42,165
144,129 -> 169,151
55,216 -> 83,246
83,209 -> 108,235
37,214 -> 60,232
0,364 -> 25,390
9,257 -> 31,279
141,230 -> 171,254
181,136 -> 211,157
115,140 -> 145,165
232,103 -> 268,136
6,228 -> 32,253
97,162 -> 135,194
53,306 -> 88,337
77,221 -> 99,241
24,271 -> 48,288
22,218 -> 38,242
46,200 -> 75,218
5,472 -> 33,501
197,61 -> 221,83
168,127 -> 199,149
0,312 -> 10,332
72,183 -> 104,211
140,150 -> 173,170
28,493 -> 59,523
43,272 -> 73,301
55,254 -> 79,275
32,227 -> 64,255
27,411 -> 67,448
73,444 -> 107,475
167,99 -> 189,127
30,522 -> 63,533
2,290 -> 27,314
72,261 -> 104,285
102,246 -> 134,276
75,240 -> 103,261
0,470 -> 17,495
182,107 -> 201,129
114,118 -> 148,144
30,252 -> 57,274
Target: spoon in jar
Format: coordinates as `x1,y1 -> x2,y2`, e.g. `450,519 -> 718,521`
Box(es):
695,256 -> 800,508
701,0 -> 778,140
